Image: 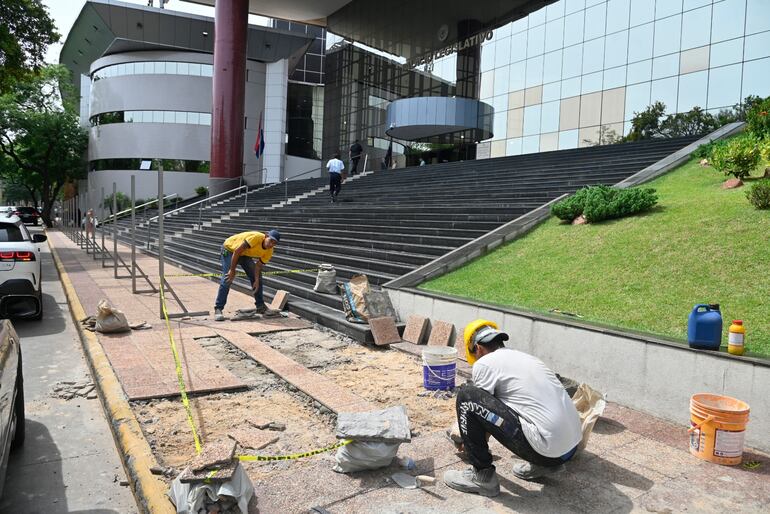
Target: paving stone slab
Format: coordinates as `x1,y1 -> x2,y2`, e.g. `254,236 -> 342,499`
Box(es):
364,290 -> 397,319
270,290 -> 290,310
402,315 -> 430,345
190,439 -> 237,472
179,459 -> 239,484
368,316 -> 401,346
427,320 -> 456,347
336,405 -> 411,443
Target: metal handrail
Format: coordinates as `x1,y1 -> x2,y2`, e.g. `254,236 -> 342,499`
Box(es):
283,164 -> 326,198
147,184 -> 248,222
106,193 -> 178,222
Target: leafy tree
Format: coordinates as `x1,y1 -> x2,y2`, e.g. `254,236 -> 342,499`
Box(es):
625,101 -> 667,141
0,65 -> 88,226
0,153 -> 41,205
709,134 -> 761,180
659,106 -> 720,137
0,0 -> 60,93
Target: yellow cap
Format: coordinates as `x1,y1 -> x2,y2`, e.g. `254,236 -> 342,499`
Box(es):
463,319 -> 499,365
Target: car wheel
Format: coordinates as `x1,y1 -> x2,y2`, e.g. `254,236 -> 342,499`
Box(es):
11,359 -> 25,449
32,294 -> 43,320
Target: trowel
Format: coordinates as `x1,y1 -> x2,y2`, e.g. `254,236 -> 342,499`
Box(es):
391,473 -> 436,489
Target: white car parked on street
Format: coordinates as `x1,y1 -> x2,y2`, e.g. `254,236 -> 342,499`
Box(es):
0,215 -> 46,320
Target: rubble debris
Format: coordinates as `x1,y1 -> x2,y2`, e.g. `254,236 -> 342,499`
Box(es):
226,428 -> 279,450
129,321 -> 152,330
150,465 -> 178,478
51,380 -> 97,400
247,420 -> 286,432
190,440 -> 237,473
180,459 -> 239,484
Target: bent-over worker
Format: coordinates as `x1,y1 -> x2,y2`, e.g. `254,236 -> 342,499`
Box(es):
443,320 -> 582,497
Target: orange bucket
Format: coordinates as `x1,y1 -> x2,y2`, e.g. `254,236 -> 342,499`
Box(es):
689,393 -> 750,465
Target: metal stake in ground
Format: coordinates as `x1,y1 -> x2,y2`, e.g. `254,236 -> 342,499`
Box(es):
113,182 -> 118,278
156,167 -> 207,319
129,176 -> 157,295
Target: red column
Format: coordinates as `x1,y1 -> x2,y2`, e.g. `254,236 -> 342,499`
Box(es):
210,0 -> 249,193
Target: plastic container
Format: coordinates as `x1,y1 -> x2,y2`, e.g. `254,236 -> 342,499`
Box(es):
689,393 -> 750,465
727,320 -> 745,356
687,304 -> 722,350
421,347 -> 457,391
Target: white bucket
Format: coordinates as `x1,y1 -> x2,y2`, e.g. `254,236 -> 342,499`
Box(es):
422,347 -> 457,391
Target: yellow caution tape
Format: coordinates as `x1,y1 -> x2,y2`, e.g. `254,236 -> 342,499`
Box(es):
237,439 -> 352,462
165,268 -> 320,278
159,279 -> 203,455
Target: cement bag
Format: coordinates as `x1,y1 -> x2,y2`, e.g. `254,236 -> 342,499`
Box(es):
168,462 -> 254,514
332,441 -> 400,473
572,383 -> 606,451
340,274 -> 370,324
313,263 -> 338,294
95,299 -> 130,333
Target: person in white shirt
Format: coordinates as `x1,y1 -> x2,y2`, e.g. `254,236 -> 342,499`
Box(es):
443,322 -> 582,497
326,153 -> 345,203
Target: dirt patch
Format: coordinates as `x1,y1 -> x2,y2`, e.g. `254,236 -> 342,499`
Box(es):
258,328 -> 354,370
196,335 -> 281,392
319,346 -> 457,435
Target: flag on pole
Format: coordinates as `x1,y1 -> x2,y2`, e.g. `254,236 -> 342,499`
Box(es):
254,111 -> 266,159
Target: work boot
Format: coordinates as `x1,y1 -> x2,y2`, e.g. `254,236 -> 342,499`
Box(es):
255,304 -> 280,317
512,461 -> 565,481
214,308 -> 225,322
443,466 -> 499,497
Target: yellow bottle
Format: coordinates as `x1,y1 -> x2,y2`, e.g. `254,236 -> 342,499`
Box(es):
728,320 -> 745,356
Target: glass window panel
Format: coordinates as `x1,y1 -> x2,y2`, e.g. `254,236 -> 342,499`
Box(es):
628,23 -> 654,62
712,0 -> 746,43
625,81 -> 651,120
522,135 -> 540,153
543,81 -> 562,102
177,62 -> 189,74
480,71 -> 494,98
493,65 -> 510,96
562,44 -> 583,78
684,0 -> 710,10
605,30 -> 629,68
199,113 -> 212,125
163,111 -> 175,123
584,4 -> 607,40
559,129 -> 579,149
495,23 -> 512,40
480,41 -> 495,72
493,109 -> 507,140
495,37 -> 511,68
541,100 -> 560,133
527,25 -> 546,58
745,32 -> 770,61
543,50 -> 563,84
586,0 -> 604,6
582,38 -> 605,74
678,70 -> 708,111
175,112 -> 187,123
630,0 -> 655,26
512,16 -> 528,34
506,137 -> 523,156
529,8 -> 547,27
566,0 -> 586,15
491,94 -> 508,115
546,1 -> 566,21
680,46 -> 710,74
710,38 -> 743,68
656,0 -> 682,19
189,63 -> 202,76
654,15 -> 681,57
202,64 -> 213,77
152,111 -> 164,123
742,56 -> 770,99
581,71 -> 603,94
165,62 -> 177,74
564,12 -> 585,47
562,76 -> 581,98
187,112 -> 200,124
708,63 -> 743,109
604,65 -> 627,89
525,55 -> 544,87
523,104 -> 542,135
607,0 -> 631,33
651,76 -> 679,112
545,18 -> 565,53
746,0 -> 770,35
652,53 -> 679,79
510,31 -> 528,62
125,63 -> 136,75
508,62 -> 526,92
154,62 -> 165,74
681,6 -> 712,50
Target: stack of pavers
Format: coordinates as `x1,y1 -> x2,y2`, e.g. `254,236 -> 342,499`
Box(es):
134,137 -> 701,341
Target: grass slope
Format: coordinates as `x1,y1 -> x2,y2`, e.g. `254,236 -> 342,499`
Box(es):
421,159 -> 770,357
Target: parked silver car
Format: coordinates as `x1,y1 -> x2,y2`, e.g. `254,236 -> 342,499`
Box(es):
0,319 -> 24,498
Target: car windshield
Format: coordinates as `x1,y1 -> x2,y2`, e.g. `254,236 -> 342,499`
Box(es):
0,223 -> 25,242
17,207 -> 37,214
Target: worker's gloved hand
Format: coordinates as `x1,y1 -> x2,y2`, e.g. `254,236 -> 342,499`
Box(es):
226,269 -> 236,284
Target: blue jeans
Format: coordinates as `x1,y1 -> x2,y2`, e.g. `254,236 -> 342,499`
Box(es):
214,247 -> 264,310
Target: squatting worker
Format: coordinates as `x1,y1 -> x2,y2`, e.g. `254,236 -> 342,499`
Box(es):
213,230 -> 282,321
327,153 -> 345,203
443,320 -> 582,497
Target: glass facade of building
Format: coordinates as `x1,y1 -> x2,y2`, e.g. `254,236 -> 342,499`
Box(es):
92,61 -> 214,81
476,0 -> 770,158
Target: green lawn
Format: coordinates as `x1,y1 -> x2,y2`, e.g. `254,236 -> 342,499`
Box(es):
421,159 -> 770,357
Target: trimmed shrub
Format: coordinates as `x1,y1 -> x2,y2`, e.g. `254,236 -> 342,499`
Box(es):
693,139 -> 721,160
746,97 -> 770,138
746,180 -> 770,210
195,185 -> 208,196
552,185 -> 658,223
709,134 -> 761,179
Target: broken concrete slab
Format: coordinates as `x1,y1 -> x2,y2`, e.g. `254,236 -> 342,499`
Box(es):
427,320 -> 455,347
364,291 -> 396,319
336,405 -> 411,443
369,317 -> 401,346
270,290 -> 290,311
190,440 -> 237,472
179,459 -> 239,484
402,315 -> 430,345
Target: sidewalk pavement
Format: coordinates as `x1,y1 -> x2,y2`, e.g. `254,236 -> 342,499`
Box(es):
48,230 -> 770,513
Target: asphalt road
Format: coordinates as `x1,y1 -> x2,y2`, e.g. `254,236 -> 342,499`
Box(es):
0,226 -> 137,513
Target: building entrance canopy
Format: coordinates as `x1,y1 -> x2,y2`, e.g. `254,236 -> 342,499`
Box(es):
385,97 -> 493,141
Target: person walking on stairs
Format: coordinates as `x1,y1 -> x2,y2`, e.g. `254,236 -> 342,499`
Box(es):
327,153 -> 345,203
349,139 -> 363,175
443,320 -> 582,497
214,230 -> 282,321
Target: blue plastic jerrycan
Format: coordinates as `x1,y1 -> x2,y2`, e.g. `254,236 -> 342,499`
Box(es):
687,304 -> 722,350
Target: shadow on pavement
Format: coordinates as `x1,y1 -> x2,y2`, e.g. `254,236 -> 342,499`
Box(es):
11,292 -> 67,338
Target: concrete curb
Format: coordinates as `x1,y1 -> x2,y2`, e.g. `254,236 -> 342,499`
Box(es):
47,231 -> 173,514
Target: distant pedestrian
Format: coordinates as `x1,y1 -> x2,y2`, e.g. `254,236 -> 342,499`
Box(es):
420,158 -> 426,166
84,209 -> 96,237
327,153 -> 345,203
213,230 -> 282,321
349,139 -> 363,175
